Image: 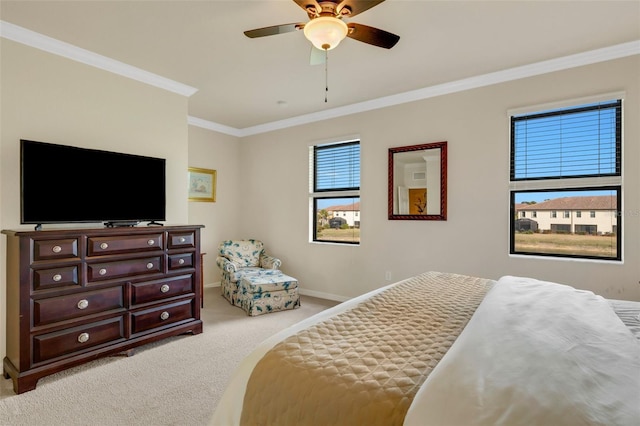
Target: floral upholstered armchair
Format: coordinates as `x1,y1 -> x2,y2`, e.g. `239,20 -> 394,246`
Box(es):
216,239 -> 282,306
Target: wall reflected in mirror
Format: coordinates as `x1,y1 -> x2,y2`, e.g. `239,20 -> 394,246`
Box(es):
388,141 -> 447,220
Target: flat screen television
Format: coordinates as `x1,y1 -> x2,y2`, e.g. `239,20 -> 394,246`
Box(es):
21,139 -> 166,227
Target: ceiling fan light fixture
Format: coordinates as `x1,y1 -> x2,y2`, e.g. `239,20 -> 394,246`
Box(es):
303,16 -> 348,50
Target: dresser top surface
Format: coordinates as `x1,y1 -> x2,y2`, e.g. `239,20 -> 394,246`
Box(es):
2,224 -> 204,237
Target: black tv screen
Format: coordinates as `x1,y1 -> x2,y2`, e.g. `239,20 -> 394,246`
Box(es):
21,139 -> 166,226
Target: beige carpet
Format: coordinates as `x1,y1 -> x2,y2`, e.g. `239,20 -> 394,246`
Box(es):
0,287 -> 337,426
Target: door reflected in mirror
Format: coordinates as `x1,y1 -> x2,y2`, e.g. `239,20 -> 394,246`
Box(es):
388,141 -> 447,220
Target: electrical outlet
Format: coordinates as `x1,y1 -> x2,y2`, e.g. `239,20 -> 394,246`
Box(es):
385,271 -> 392,281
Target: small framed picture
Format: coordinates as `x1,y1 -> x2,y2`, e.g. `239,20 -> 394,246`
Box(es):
188,167 -> 216,202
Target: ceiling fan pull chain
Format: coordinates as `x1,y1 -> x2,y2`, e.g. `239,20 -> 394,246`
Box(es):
324,48 -> 328,103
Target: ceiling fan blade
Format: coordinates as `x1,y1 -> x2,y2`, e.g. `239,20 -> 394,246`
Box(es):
346,22 -> 399,49
244,23 -> 303,38
310,46 -> 326,65
337,0 -> 386,18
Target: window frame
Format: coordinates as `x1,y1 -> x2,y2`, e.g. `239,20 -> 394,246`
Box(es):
310,139 -> 360,245
510,186 -> 621,261
509,96 -> 623,261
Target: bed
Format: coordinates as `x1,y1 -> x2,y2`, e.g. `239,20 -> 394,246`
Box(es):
210,271 -> 640,426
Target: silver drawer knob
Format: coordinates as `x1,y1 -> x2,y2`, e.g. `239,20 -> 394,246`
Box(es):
146,262 -> 154,269
160,284 -> 170,293
77,299 -> 89,310
100,242 -> 108,250
179,237 -> 186,243
52,245 -> 62,253
160,311 -> 170,320
147,239 -> 155,246
77,332 -> 90,343
99,268 -> 107,276
178,259 -> 185,265
52,274 -> 62,282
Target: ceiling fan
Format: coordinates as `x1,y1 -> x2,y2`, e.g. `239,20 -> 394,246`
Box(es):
243,0 -> 400,53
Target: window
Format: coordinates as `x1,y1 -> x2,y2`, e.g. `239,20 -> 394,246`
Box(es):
521,211 -> 526,218
510,98 -> 621,260
311,140 -> 360,244
575,224 -> 597,235
532,211 -> 537,218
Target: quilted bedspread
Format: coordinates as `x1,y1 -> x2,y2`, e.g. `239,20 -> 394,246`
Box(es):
239,271 -> 494,426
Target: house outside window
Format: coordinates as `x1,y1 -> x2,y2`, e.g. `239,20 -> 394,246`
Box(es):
311,140 -> 360,244
510,97 -> 621,261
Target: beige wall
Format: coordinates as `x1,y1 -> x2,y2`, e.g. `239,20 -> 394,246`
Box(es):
236,56 -> 640,302
187,126 -> 241,285
0,40 -> 193,359
0,40 -> 191,226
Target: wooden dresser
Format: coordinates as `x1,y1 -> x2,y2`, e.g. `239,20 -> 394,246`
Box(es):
2,225 -> 203,394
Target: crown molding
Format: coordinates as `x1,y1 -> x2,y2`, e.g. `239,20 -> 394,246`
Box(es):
0,20 -> 198,97
1,20 -> 636,137
187,116 -> 243,138
191,40 -> 640,137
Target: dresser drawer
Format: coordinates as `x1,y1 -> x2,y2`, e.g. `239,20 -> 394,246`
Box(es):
131,275 -> 194,306
33,286 -> 125,327
33,265 -> 80,291
87,234 -> 163,256
32,316 -> 126,364
168,253 -> 193,270
32,238 -> 79,261
87,256 -> 162,282
167,231 -> 195,249
130,299 -> 194,335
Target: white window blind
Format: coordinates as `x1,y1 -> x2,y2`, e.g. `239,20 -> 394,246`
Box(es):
511,100 -> 621,181
314,141 -> 360,192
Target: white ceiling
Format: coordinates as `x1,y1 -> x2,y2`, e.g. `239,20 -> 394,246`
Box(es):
1,0 -> 639,135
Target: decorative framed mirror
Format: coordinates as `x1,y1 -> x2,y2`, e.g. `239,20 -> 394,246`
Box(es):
388,141 -> 447,220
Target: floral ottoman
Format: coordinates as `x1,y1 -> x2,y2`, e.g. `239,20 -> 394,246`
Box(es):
239,272 -> 300,316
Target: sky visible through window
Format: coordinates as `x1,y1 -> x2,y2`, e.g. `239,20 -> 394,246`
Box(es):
317,197 -> 359,209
